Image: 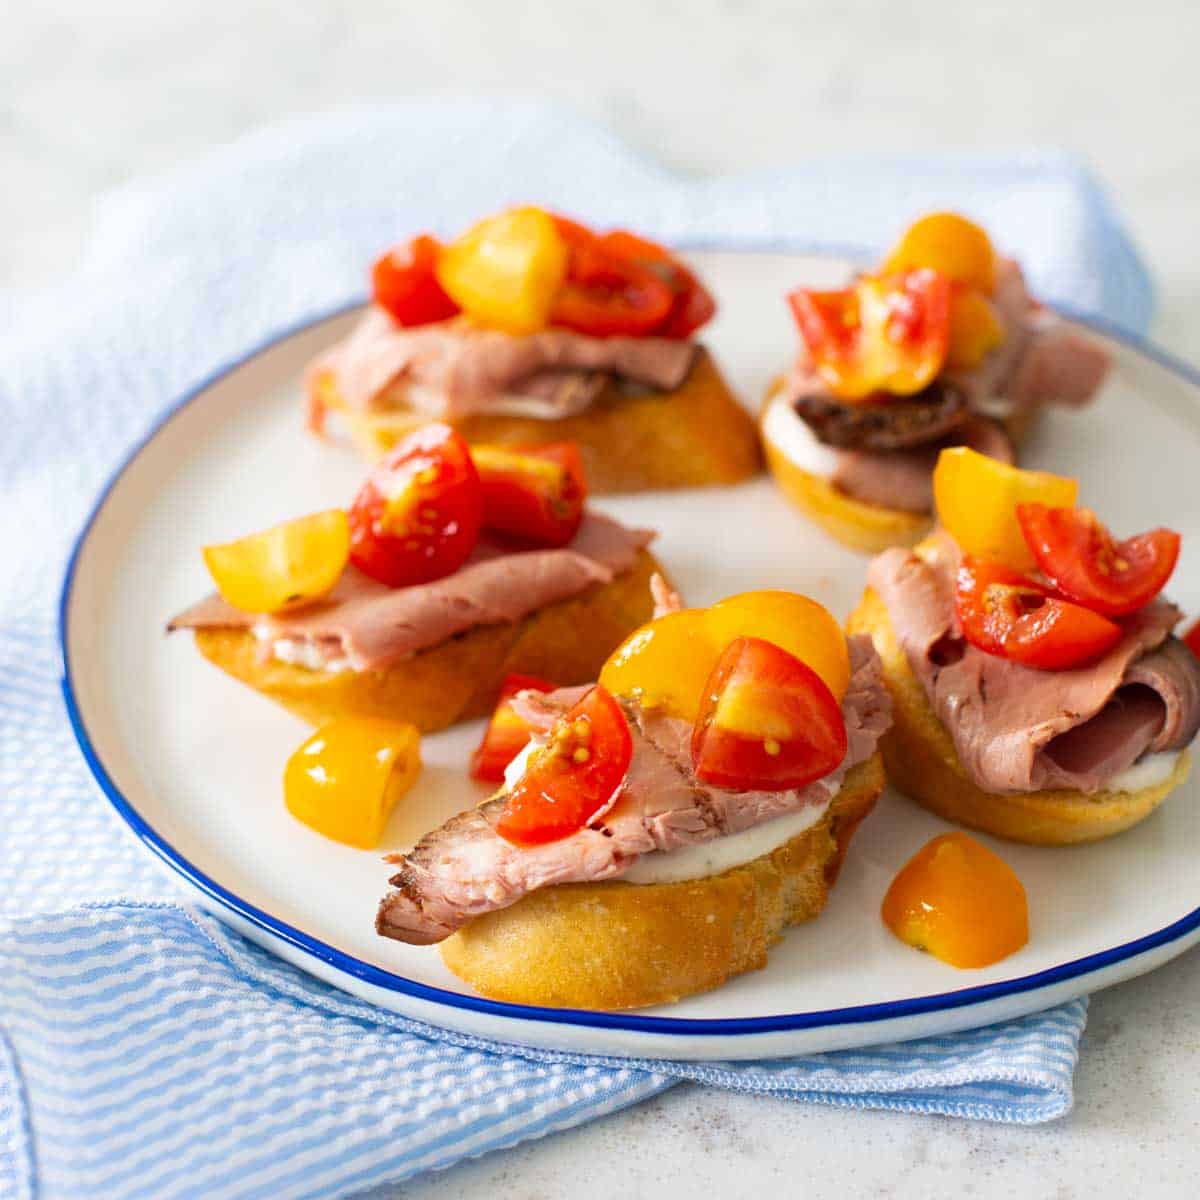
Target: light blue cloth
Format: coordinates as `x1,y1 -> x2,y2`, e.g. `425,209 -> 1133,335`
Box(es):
0,100 -> 1144,1199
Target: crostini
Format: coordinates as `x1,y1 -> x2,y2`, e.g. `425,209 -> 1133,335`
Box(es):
307,208 -> 761,493
762,213 -> 1111,553
849,446 -> 1200,844
376,588 -> 892,1010
168,427 -> 662,731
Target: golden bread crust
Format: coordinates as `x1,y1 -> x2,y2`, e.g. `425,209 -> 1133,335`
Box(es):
847,581 -> 1191,845
438,755 -> 885,1010
192,550 -> 662,731
313,347 -> 762,494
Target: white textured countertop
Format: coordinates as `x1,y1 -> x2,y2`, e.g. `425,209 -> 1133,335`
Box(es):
6,2 -> 1199,1196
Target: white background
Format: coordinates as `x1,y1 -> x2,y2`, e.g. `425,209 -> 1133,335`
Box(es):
5,2 -> 1199,1196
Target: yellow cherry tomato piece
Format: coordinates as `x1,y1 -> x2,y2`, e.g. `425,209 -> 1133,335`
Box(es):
881,832 -> 1029,968
203,509 -> 350,615
284,718 -> 421,849
704,591 -> 849,701
599,610 -> 714,722
946,289 -> 1005,370
881,212 -> 997,294
435,207 -> 568,335
933,446 -> 1078,570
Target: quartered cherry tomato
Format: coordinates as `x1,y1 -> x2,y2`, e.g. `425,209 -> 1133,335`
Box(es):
495,686 -> 632,846
955,556 -> 1122,670
881,212 -> 998,294
1016,504 -> 1181,618
551,230 -> 675,337
348,424 -> 482,587
691,637 -> 848,792
882,832 -> 1028,968
469,673 -> 557,784
371,235 -> 460,326
787,269 -> 952,400
471,442 -> 587,547
934,446 -> 1078,570
596,231 -> 717,338
203,509 -> 350,614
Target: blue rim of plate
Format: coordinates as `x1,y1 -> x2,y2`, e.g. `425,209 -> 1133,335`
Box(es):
57,247 -> 1200,1038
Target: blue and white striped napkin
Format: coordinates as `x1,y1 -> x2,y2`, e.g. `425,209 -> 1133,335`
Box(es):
1,101 -> 1146,1199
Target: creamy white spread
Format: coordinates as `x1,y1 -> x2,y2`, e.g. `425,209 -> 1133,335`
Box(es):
501,740 -> 833,885
254,628 -> 353,674
1105,751 -> 1181,794
762,394 -> 840,480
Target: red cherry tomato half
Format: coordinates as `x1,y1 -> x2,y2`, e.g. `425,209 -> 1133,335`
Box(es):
469,673 -> 557,783
1017,504 -> 1181,617
348,424 -> 482,587
597,231 -> 717,339
691,636 -> 848,792
955,556 -> 1123,671
550,233 -> 675,337
495,685 -> 633,846
371,235 -> 460,326
472,442 -> 587,548
1183,618 -> 1200,661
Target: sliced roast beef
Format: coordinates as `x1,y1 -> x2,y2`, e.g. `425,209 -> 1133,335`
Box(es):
830,416 -> 1013,514
376,636 -> 891,945
168,513 -> 652,672
309,307 -> 697,419
868,530 -> 1200,794
790,380 -> 968,452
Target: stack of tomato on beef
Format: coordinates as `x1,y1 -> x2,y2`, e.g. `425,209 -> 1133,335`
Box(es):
761,213 -> 1111,553
168,426 -> 664,732
377,585 -> 892,1010
306,207 -> 761,493
851,446 -> 1200,845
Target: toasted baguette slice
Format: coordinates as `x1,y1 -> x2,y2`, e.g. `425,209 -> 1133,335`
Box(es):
848,583 -> 1191,845
192,550 -> 661,732
760,380 -> 1041,555
312,348 -> 761,494
439,755 -> 884,1010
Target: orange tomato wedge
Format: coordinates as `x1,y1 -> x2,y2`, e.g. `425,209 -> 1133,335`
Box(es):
947,288 -> 1005,370
203,509 -> 350,614
599,591 -> 849,722
933,446 -> 1077,569
284,718 -> 421,849
435,207 -> 568,335
882,832 -> 1029,968
881,212 -> 997,294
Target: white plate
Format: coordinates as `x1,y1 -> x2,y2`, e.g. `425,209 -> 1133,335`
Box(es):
61,250 -> 1200,1061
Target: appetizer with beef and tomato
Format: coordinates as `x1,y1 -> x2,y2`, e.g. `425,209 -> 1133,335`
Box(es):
307,207 -> 760,493
849,446 -> 1200,844
376,587 -> 892,1010
762,212 -> 1111,553
168,427 -> 663,731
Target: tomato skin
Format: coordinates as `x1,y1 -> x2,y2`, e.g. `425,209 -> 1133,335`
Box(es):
495,686 -> 633,846
787,269 -> 952,400
469,673 -> 557,783
371,236 -> 460,326
1017,504 -> 1181,617
348,424 -> 482,587
472,442 -> 587,548
551,235 -> 675,337
955,556 -> 1123,671
596,231 -> 717,338
691,637 -> 848,792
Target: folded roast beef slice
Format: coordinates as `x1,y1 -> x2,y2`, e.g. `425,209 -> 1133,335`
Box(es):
376,635 -> 892,946
309,307 -> 697,417
830,417 -> 1013,514
868,530 -> 1200,793
167,513 -> 652,671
